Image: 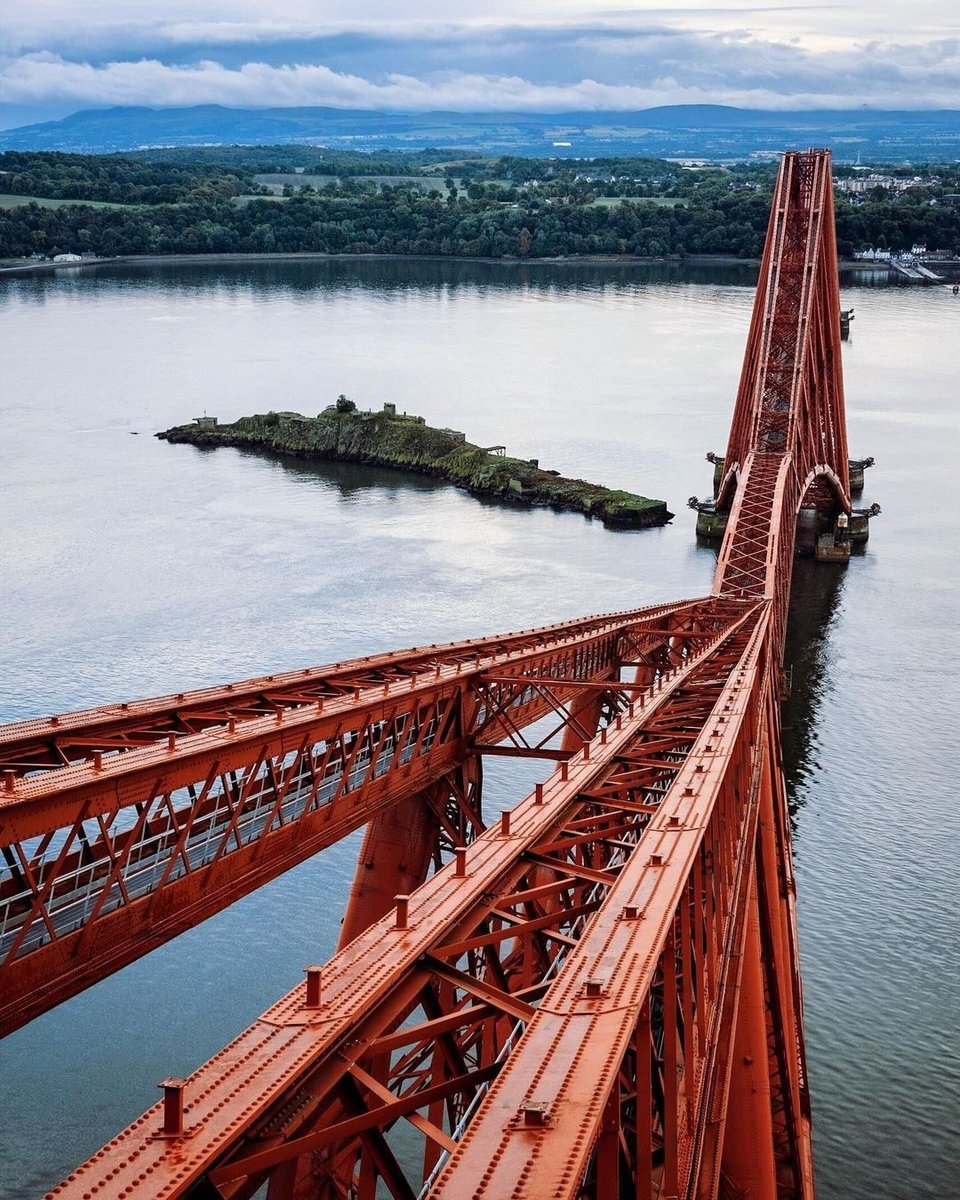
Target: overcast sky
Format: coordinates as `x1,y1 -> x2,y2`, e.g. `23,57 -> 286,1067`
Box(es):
1,1 -> 959,128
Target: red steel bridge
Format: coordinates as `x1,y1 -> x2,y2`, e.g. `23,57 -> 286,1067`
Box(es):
1,149 -> 856,1200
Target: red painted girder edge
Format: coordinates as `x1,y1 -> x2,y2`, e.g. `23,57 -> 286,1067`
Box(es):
46,605 -> 760,1200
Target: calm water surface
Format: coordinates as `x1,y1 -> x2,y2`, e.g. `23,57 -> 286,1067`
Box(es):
0,259 -> 957,1199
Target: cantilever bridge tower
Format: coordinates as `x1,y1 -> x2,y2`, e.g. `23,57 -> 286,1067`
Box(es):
1,150 -> 853,1199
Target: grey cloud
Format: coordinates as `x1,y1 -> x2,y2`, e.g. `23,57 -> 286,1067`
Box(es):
2,17 -> 960,116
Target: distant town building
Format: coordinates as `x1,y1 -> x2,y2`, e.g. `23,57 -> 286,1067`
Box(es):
834,174 -> 936,195
52,253 -> 82,263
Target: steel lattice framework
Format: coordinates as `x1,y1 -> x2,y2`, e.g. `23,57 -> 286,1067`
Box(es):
1,150 -> 852,1200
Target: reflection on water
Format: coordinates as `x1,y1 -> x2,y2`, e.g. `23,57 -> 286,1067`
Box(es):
5,255 -> 763,303
235,448 -> 449,500
782,559 -> 847,812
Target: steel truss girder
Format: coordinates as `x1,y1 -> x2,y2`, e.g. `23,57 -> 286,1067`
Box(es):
0,599 -> 713,1037
714,150 -> 851,661
0,607 -> 686,777
49,599 -> 775,1200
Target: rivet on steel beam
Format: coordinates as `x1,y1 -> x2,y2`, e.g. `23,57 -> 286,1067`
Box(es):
455,847 -> 467,876
534,782 -> 544,805
92,751 -> 103,771
2,771 -> 15,793
394,895 -> 409,929
560,763 -> 569,781
522,1103 -> 549,1128
167,733 -> 176,752
159,1078 -> 187,1137
304,966 -> 323,1008
500,810 -> 512,836
584,978 -> 605,998
650,853 -> 664,867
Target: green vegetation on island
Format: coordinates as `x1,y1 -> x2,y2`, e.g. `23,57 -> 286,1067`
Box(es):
2,148 -> 960,263
158,404 -> 672,529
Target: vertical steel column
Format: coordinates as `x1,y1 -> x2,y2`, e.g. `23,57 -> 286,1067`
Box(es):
338,779 -> 450,948
560,671 -> 617,751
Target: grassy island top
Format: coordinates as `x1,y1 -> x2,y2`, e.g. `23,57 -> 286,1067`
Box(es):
159,402 -> 672,530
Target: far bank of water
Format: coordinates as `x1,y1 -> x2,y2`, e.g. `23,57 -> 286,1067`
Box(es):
0,258 -> 957,1199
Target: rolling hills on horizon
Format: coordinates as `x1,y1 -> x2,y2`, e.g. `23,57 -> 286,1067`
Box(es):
1,103 -> 958,160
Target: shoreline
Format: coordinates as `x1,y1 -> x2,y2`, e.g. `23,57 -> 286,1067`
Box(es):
1,249 -> 931,279
1,250 -> 759,275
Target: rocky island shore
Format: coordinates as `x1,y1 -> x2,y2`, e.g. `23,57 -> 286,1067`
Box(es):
158,404 -> 672,529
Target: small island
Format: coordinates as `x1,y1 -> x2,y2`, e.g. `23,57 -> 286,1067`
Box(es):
158,401 -> 672,529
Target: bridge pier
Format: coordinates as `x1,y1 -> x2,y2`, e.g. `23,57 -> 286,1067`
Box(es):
849,456 -> 874,496
690,496 -> 729,541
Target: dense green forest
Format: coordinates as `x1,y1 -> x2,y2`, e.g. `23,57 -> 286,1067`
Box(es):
2,149 -> 959,261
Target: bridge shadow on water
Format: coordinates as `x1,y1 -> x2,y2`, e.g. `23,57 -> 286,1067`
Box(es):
781,558 -> 848,826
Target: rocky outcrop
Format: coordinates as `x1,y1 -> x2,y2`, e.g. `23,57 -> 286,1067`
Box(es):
158,408 -> 672,529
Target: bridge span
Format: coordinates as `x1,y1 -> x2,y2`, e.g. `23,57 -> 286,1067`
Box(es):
2,150 -> 856,1200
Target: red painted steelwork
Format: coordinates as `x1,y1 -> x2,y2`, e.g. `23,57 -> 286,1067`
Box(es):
1,598 -> 718,1036
715,150 -> 850,660
34,149 -> 849,1200
47,603 -> 761,1200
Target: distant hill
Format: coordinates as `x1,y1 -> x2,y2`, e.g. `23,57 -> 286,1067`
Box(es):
1,104 -> 958,160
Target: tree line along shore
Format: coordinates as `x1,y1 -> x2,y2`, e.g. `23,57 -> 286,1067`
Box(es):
2,147 -> 960,262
